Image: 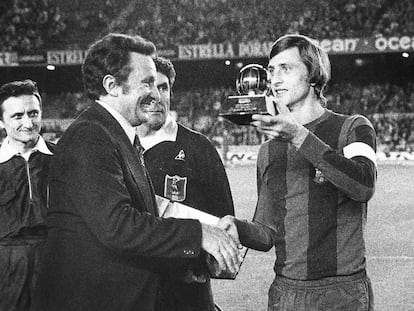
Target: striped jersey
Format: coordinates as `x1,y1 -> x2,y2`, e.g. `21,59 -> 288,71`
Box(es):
240,109 -> 377,280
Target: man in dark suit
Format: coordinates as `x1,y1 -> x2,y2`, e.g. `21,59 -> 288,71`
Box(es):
137,57 -> 235,311
34,33 -> 241,311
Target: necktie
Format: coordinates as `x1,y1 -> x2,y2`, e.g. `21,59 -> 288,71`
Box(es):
133,135 -> 157,206
133,135 -> 146,168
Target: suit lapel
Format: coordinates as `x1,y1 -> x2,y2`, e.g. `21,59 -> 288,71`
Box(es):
88,103 -> 157,215
120,138 -> 158,216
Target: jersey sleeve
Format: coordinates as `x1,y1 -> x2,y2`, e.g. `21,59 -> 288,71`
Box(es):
234,145 -> 277,252
297,115 -> 377,202
235,219 -> 276,251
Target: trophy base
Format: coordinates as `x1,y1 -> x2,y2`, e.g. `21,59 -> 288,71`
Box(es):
220,112 -> 270,126
220,94 -> 269,125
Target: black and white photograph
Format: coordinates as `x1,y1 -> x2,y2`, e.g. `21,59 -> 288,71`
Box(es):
0,0 -> 413,310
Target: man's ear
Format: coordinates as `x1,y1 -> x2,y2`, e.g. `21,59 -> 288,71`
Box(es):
102,74 -> 120,97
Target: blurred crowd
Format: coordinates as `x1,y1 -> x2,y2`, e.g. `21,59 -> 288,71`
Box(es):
0,0 -> 65,52
107,0 -> 414,49
2,0 -> 414,52
38,82 -> 414,152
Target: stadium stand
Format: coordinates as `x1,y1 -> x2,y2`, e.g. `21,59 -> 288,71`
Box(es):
105,0 -> 414,48
47,0 -> 130,49
0,0 -> 413,153
1,0 -> 414,50
0,0 -> 65,52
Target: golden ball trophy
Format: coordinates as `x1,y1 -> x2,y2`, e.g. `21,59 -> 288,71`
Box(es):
220,64 -> 270,125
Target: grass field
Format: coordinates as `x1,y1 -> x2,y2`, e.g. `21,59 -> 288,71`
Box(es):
212,162 -> 414,311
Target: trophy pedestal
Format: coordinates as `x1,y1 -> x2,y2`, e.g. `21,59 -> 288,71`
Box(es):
220,94 -> 268,125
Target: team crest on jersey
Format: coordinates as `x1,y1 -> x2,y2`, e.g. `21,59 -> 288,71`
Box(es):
313,168 -> 326,184
174,150 -> 186,161
164,174 -> 187,202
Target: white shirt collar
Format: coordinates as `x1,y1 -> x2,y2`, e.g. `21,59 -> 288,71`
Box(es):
96,100 -> 136,145
0,135 -> 53,163
137,114 -> 178,150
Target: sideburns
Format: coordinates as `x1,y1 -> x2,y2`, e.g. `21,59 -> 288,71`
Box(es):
121,84 -> 130,95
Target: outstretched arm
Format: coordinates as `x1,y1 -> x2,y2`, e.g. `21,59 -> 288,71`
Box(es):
218,215 -> 276,252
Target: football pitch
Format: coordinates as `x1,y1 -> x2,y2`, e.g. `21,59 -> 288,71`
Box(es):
212,162 -> 414,311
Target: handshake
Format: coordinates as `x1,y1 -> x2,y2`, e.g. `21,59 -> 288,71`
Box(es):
201,216 -> 246,279
156,196 -> 245,279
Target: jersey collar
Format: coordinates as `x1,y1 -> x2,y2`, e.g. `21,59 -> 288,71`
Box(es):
0,136 -> 53,163
137,114 -> 178,151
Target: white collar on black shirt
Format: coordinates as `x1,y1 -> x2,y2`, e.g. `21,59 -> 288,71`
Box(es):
0,136 -> 53,163
137,114 -> 178,151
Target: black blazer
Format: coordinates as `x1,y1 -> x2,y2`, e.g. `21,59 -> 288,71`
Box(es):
34,103 -> 202,311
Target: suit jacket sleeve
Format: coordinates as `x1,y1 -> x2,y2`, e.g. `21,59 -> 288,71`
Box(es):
52,121 -> 202,258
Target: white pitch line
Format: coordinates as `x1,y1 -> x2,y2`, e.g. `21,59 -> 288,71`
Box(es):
246,254 -> 414,260
393,306 -> 414,308
367,255 -> 414,260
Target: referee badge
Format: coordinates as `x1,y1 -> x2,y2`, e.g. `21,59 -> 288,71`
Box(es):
313,168 -> 326,184
164,174 -> 187,202
174,150 -> 186,161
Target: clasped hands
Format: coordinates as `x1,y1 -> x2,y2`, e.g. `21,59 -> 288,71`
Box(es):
200,215 -> 243,276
